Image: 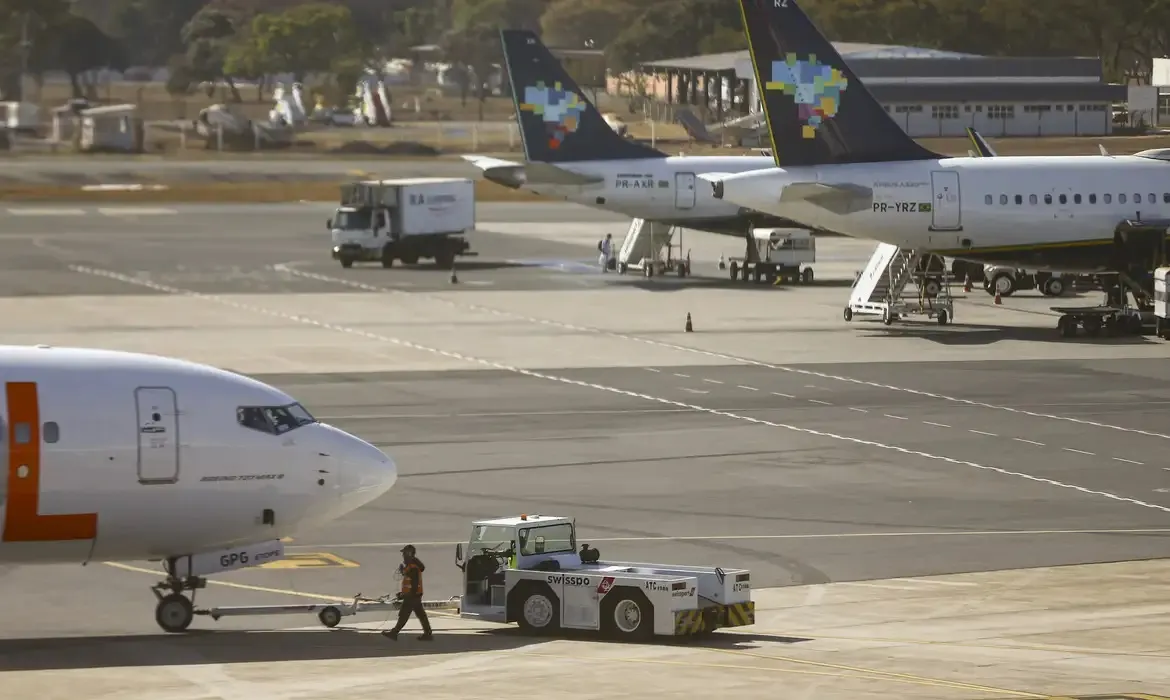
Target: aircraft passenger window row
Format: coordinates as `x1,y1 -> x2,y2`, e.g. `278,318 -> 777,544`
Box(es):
985,192 -> 1170,206
237,403 -> 317,435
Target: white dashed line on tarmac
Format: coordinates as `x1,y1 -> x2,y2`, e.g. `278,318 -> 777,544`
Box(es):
1114,457 -> 1145,465
72,263 -> 1170,519
772,392 -> 794,398
923,421 -> 951,428
1063,448 -> 1096,456
848,407 -> 868,413
809,399 -> 832,405
969,430 -> 997,437
702,378 -> 723,385
885,414 -> 908,420
674,373 -> 690,378
274,263 -> 1170,443
738,385 -> 758,391
643,367 -> 660,373
680,388 -> 708,395
1013,438 -> 1045,446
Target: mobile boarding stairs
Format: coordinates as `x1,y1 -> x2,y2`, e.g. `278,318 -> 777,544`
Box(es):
844,243 -> 953,326
616,218 -> 690,277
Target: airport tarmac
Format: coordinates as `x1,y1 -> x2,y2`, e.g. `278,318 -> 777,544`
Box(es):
1,201 -> 1169,698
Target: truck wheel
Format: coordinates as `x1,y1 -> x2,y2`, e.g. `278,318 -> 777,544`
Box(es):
601,589 -> 654,642
340,259 -> 353,269
516,587 -> 559,635
400,253 -> 419,266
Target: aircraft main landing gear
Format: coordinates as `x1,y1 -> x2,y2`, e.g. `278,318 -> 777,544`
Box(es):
152,557 -> 208,633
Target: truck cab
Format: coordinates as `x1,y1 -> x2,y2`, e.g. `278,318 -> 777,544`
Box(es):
455,514 -> 755,640
329,205 -> 389,268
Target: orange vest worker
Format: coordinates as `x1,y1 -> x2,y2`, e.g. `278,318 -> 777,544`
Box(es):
400,558 -> 424,596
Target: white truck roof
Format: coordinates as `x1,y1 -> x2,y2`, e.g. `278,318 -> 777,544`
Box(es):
475,514 -> 569,528
362,177 -> 472,187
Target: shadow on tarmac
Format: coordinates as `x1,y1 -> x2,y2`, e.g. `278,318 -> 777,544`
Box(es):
0,626 -> 810,671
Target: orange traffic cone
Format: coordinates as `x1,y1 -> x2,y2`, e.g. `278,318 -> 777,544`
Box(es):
994,291 -> 1002,305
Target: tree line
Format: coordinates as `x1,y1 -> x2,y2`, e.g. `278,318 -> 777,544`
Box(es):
1,0 -> 1165,103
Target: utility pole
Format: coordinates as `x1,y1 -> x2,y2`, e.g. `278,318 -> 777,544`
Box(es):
17,11 -> 31,102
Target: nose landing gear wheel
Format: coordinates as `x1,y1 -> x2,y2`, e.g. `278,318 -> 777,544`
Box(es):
318,606 -> 343,628
156,593 -> 194,633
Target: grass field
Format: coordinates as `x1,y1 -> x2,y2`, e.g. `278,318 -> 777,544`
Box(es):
0,179 -> 551,204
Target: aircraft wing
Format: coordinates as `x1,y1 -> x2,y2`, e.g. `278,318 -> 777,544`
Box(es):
781,182 -> 874,215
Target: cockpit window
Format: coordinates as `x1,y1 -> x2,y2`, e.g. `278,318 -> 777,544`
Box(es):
237,403 -> 317,435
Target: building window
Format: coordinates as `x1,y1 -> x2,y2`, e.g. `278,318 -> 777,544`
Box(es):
1056,105 -> 1064,111
988,105 -> 1014,118
1067,105 -> 1074,112
1024,105 -> 1052,114
975,105 -> 983,112
931,105 -> 959,120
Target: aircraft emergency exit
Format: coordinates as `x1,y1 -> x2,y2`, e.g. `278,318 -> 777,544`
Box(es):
699,0 -> 1170,273
0,344 -> 397,633
462,29 -> 799,237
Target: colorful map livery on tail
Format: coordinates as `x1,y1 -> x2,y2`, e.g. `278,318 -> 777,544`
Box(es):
519,81 -> 587,150
738,0 -> 939,167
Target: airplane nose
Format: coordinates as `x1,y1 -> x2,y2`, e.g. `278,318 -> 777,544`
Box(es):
339,436 -> 397,505
316,424 -> 397,508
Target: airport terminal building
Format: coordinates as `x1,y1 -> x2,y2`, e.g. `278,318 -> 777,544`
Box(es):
634,43 -> 1127,138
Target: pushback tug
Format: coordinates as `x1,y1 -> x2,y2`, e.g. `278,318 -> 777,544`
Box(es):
200,514 -> 756,640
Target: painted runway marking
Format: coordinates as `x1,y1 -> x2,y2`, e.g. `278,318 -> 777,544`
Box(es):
1114,457 -> 1145,465
772,392 -> 794,398
738,385 -> 758,391
808,399 -> 832,405
674,373 -> 690,378
680,387 -> 708,395
1063,448 -> 1095,456
884,414 -> 907,420
96,207 -> 177,216
968,429 -> 997,437
7,207 -> 85,216
889,578 -> 977,587
1013,438 -> 1045,446
923,421 -> 950,428
72,263 -> 1170,521
292,528 -> 1170,549
703,378 -> 723,385
643,367 -> 660,373
848,407 -> 868,413
274,265 -> 1170,443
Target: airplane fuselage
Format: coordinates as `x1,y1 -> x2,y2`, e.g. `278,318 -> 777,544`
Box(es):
710,155 -> 1170,272
0,345 -> 396,565
517,155 -> 799,235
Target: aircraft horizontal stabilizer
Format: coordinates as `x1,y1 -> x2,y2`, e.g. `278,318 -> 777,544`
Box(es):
462,155 -> 603,188
781,182 -> 874,215
461,154 -> 521,170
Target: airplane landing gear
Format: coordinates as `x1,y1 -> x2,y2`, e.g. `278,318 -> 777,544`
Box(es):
151,557 -> 208,633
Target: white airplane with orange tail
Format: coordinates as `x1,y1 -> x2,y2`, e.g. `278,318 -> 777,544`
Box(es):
0,344 -> 397,633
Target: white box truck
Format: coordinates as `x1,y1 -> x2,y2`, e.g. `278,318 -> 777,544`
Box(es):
328,177 -> 476,269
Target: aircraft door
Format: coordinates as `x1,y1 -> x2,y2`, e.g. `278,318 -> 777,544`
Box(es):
929,170 -> 962,231
674,172 -> 696,210
135,387 -> 180,484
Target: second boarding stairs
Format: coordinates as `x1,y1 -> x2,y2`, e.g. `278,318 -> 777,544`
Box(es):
616,218 -> 689,277
844,243 -> 953,325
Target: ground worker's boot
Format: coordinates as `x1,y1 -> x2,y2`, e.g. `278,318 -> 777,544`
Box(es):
381,629 -> 399,640
417,632 -> 433,641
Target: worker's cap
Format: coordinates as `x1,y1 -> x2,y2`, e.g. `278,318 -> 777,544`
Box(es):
400,544 -> 416,554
